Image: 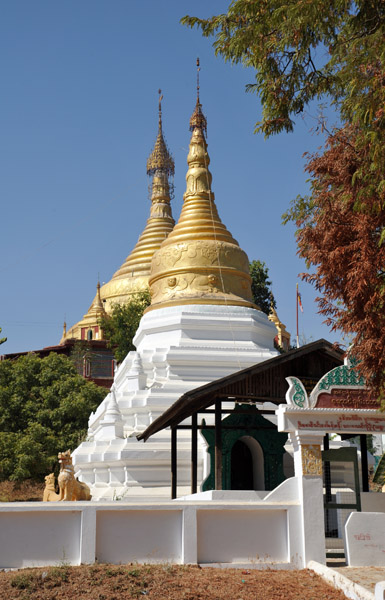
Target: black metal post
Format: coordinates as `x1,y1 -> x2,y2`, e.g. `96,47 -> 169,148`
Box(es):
214,399 -> 222,490
360,434 -> 369,492
191,412 -> 198,494
171,427 -> 177,499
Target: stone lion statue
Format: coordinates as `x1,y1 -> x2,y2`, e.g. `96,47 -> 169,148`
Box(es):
43,450 -> 91,502
43,473 -> 60,502
57,450 -> 92,501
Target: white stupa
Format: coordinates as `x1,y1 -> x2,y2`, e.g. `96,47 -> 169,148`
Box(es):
73,84 -> 278,500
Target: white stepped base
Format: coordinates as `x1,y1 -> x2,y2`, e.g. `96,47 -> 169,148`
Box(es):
73,304 -> 278,500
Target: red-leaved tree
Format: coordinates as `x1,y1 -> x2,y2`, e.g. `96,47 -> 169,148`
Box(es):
288,124 -> 385,399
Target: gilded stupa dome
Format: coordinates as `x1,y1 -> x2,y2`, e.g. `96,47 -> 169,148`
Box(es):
148,74 -> 255,312
98,92 -> 175,312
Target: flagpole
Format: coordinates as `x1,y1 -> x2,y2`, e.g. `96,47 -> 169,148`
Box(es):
296,283 -> 299,348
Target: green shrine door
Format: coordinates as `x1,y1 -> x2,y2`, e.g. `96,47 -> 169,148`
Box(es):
202,405 -> 288,492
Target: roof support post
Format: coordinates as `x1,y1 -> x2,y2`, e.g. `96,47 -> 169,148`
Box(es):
360,434 -> 369,492
191,412 -> 198,495
214,399 -> 222,490
171,426 -> 177,499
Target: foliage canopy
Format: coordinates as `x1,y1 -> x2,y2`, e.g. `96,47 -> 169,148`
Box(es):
0,353 -> 105,481
249,259 -> 275,315
99,291 -> 151,364
284,124 -> 385,397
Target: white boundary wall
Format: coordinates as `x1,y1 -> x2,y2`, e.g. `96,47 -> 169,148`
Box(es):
0,478 -> 318,570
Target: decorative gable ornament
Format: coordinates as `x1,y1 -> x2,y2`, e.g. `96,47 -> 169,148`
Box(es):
285,356 -> 377,410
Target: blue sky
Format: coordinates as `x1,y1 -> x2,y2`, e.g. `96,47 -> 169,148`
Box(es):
1,1 -> 344,355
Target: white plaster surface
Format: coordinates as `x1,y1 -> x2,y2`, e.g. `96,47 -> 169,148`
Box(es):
345,513 -> 385,567
197,508 -> 288,564
96,509 -> 183,564
73,303 -> 278,501
0,487 -> 309,569
0,510 -> 81,568
179,490 -> 269,501
375,581 -> 385,600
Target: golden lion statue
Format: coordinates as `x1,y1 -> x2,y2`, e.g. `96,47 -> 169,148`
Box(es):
57,450 -> 92,501
43,473 -> 60,502
43,450 -> 91,501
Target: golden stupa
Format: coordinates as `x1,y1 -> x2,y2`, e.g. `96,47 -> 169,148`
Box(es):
268,305 -> 291,351
62,93 -> 175,342
62,282 -> 107,342
99,91 -> 175,312
148,67 -> 255,312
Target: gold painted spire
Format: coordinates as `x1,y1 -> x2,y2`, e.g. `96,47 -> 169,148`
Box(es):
99,91 -> 175,311
147,90 -> 175,176
148,62 -> 255,311
63,94 -> 176,341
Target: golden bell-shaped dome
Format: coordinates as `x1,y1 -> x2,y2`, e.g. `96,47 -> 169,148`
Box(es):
148,95 -> 255,311
99,93 -> 175,312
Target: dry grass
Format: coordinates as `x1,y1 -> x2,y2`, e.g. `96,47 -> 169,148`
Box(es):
0,480 -> 43,502
0,564 -> 348,600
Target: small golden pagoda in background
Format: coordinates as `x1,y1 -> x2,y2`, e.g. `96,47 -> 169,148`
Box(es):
269,305 -> 291,352
61,282 -> 107,342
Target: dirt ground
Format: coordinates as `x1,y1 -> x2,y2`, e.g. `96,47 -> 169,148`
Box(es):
0,483 -> 348,599
0,564 -> 348,600
0,480 -> 43,502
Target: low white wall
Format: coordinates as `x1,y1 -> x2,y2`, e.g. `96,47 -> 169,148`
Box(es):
336,491 -> 385,538
0,510 -> 81,569
96,509 -> 183,564
0,479 -> 311,570
197,509 -> 288,564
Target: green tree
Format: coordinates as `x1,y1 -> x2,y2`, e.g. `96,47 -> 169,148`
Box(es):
0,327 -> 6,346
0,353 -> 105,481
182,2 -> 385,224
182,2 -> 384,139
99,291 -> 151,364
249,260 -> 275,315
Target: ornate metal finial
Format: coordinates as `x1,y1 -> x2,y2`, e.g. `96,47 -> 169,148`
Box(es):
196,58 -> 200,102
158,88 -> 163,127
147,91 -> 175,177
189,58 -> 207,136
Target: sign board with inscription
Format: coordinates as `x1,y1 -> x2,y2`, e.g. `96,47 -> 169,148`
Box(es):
277,406 -> 385,435
345,512 -> 385,566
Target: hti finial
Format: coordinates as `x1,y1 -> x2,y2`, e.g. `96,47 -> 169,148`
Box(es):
158,88 -> 163,127
196,58 -> 200,101
189,58 -> 207,135
147,90 -> 175,177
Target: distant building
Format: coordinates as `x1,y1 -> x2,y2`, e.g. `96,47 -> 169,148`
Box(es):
1,338 -> 115,389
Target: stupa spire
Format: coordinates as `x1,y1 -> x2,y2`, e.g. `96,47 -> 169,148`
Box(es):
189,58 -> 207,136
148,62 -> 255,311
146,90 -> 175,177
98,92 -> 175,311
